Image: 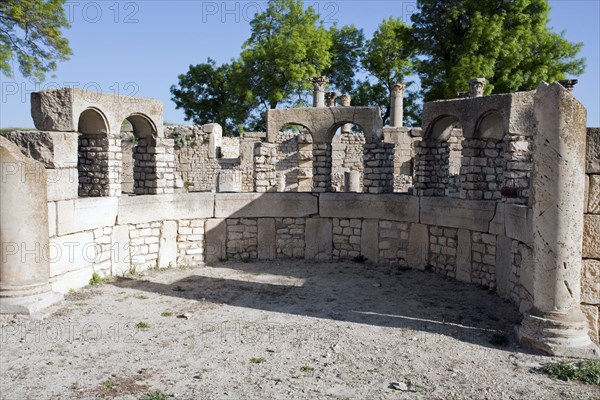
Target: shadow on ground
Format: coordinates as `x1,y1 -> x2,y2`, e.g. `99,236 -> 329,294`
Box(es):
110,260 -> 527,353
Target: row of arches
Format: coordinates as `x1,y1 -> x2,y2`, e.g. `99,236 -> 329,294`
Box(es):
274,122 -> 393,193
416,110 -> 530,202
76,107 -> 159,197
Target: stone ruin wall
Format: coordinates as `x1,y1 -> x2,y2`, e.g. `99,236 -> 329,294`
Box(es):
1,84 -> 598,356
583,127 -> 600,342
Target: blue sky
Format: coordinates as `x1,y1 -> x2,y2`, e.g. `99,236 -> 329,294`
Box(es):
0,0 -> 598,128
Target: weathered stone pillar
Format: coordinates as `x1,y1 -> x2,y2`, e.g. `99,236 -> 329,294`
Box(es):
469,78 -> 486,98
518,82 -> 599,358
344,170 -> 360,192
311,76 -> 328,108
0,137 -> 63,314
390,82 -> 405,127
325,92 -> 338,107
340,94 -> 352,133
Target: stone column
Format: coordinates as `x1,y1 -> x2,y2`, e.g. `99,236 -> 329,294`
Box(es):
325,92 -> 338,107
344,170 -> 360,192
340,94 -> 352,134
0,137 -> 63,314
311,76 -> 328,108
469,78 -> 486,98
390,82 -> 405,127
518,82 -> 599,358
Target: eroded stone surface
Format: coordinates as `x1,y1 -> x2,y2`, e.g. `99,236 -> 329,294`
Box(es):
583,215 -> 600,259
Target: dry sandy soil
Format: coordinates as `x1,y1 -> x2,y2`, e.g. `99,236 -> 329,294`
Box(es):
1,260 -> 598,399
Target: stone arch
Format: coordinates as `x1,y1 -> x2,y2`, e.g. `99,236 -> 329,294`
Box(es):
275,123 -> 313,192
475,110 -> 505,141
77,107 -> 112,197
460,110 -> 505,200
122,113 -> 160,195
329,122 -> 366,192
415,115 -> 464,196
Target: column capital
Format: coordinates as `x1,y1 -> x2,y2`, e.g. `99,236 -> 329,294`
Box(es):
339,94 -> 351,107
468,78 -> 486,98
310,76 -> 329,91
390,82 -> 405,96
325,92 -> 338,107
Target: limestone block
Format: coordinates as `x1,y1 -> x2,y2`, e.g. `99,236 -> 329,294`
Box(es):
455,229 -> 472,283
50,265 -> 94,293
583,214 -> 600,258
406,223 -> 429,269
587,128 -> 600,174
57,197 -> 118,236
3,131 -> 78,168
305,218 -> 332,260
580,305 -> 599,345
582,260 -> 600,305
205,219 -> 226,262
488,203 -> 505,235
495,236 -> 513,299
588,174 -> 600,214
320,193 -> 419,222
47,167 -> 78,201
360,219 -> 379,262
158,221 -> 178,267
31,88 -> 164,138
118,193 -> 215,224
258,218 -> 277,260
49,231 -> 95,278
504,204 -> 533,245
48,202 -> 57,237
215,193 -> 317,218
420,197 -> 496,232
218,171 -> 242,192
585,174 -> 589,212
519,244 -> 534,299
111,225 -> 130,276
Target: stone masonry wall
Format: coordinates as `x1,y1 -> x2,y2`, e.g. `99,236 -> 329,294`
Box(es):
582,127 -> 600,343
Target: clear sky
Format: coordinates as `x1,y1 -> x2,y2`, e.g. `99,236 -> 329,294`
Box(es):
0,0 -> 598,128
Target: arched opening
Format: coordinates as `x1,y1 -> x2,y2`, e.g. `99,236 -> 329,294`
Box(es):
460,111 -> 505,200
77,108 -> 110,197
275,123 -> 312,192
331,123 -> 365,192
415,115 -> 463,197
122,113 -> 158,195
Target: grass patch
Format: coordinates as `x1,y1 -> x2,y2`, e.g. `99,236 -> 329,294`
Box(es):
89,272 -> 107,286
135,295 -> 149,300
160,311 -> 173,317
136,322 -> 151,330
300,365 -> 314,373
249,357 -> 266,364
172,285 -> 186,292
103,379 -> 116,389
541,360 -> 600,385
141,391 -> 169,400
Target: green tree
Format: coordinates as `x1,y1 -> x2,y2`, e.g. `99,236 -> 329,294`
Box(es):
411,0 -> 585,101
355,17 -> 416,125
324,24 -> 365,94
170,59 -> 255,134
240,0 -> 332,110
0,0 -> 72,81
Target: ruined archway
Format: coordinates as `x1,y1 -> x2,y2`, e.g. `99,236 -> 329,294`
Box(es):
459,110 -> 506,200
77,107 -> 111,197
415,115 -> 463,197
122,113 -> 159,195
330,123 -> 365,192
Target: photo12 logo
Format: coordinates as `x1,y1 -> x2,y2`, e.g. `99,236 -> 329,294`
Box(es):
1,81 -> 139,104
200,1 -> 339,24
64,1 -> 140,24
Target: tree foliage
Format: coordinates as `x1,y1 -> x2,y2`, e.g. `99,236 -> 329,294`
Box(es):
172,0 -> 585,134
0,0 -> 72,81
411,0 -> 585,101
240,0 -> 332,110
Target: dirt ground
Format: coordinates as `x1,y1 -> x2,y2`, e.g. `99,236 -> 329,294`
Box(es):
1,260 -> 598,399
